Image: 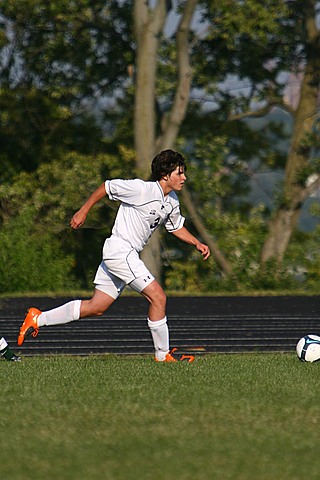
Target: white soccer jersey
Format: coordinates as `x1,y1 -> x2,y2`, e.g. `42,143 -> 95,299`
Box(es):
105,178 -> 185,252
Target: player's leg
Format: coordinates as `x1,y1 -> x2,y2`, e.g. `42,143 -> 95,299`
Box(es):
129,275 -> 170,361
17,290 -> 117,346
0,336 -> 21,361
140,279 -> 167,320
140,280 -> 170,361
17,262 -> 124,346
39,288 -> 116,323
80,288 -> 116,317
130,276 -> 194,363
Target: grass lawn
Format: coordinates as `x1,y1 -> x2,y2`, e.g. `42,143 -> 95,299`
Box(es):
1,353 -> 320,480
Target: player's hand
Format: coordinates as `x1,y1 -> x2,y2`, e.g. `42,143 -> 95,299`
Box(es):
70,210 -> 87,229
196,243 -> 210,261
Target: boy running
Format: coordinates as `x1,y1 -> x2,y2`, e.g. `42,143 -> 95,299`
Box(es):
17,150 -> 210,362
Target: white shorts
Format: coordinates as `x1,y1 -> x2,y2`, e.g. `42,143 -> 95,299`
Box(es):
93,236 -> 155,299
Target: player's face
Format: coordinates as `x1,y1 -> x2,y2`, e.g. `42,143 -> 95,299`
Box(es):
166,166 -> 186,191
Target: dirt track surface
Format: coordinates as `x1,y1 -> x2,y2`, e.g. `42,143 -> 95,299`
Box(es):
1,296 -> 319,356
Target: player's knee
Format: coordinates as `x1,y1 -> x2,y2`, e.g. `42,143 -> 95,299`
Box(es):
152,288 -> 167,309
141,280 -> 167,310
82,300 -> 105,317
93,308 -> 105,316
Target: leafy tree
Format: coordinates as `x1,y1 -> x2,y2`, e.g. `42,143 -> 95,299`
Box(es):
260,0 -> 320,266
1,0 -> 320,293
0,0 -> 133,177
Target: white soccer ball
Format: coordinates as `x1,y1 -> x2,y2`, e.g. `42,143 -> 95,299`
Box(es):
296,335 -> 320,362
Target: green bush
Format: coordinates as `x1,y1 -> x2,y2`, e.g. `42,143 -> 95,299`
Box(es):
0,209 -> 79,293
0,149 -> 137,293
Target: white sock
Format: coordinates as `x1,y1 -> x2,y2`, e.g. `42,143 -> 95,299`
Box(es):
147,316 -> 169,361
38,300 -> 81,327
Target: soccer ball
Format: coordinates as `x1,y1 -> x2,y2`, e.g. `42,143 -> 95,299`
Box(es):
296,335 -> 320,362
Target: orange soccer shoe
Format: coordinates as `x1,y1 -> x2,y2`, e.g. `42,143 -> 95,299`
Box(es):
155,348 -> 195,363
17,308 -> 42,346
155,351 -> 177,363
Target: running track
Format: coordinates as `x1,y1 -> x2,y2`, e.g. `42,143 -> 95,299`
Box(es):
1,296 -> 319,357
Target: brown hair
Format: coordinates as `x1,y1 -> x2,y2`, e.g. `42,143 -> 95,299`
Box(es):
151,150 -> 187,181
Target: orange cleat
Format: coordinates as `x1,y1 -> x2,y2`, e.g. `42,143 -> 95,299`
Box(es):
180,354 -> 195,363
155,348 -> 195,363
17,308 -> 42,346
155,351 -> 177,363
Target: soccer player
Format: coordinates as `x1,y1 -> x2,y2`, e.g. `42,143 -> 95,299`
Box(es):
1,337 -> 21,361
17,150 -> 210,362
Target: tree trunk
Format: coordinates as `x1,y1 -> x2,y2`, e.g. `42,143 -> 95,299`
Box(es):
133,0 -> 168,278
155,0 -> 198,151
261,0 -> 320,266
134,0 -> 232,280
261,208 -> 301,266
134,0 -> 168,176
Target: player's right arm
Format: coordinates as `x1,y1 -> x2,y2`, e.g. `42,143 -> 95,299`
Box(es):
70,182 -> 107,229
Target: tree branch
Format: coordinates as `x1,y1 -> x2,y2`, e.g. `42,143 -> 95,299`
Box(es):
156,0 -> 197,150
181,186 -> 233,277
296,175 -> 320,205
228,101 -> 295,122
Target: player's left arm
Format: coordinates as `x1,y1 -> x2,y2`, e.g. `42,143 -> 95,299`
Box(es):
171,226 -> 210,261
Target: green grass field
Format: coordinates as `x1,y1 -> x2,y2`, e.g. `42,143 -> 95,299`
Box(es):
1,353 -> 320,480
